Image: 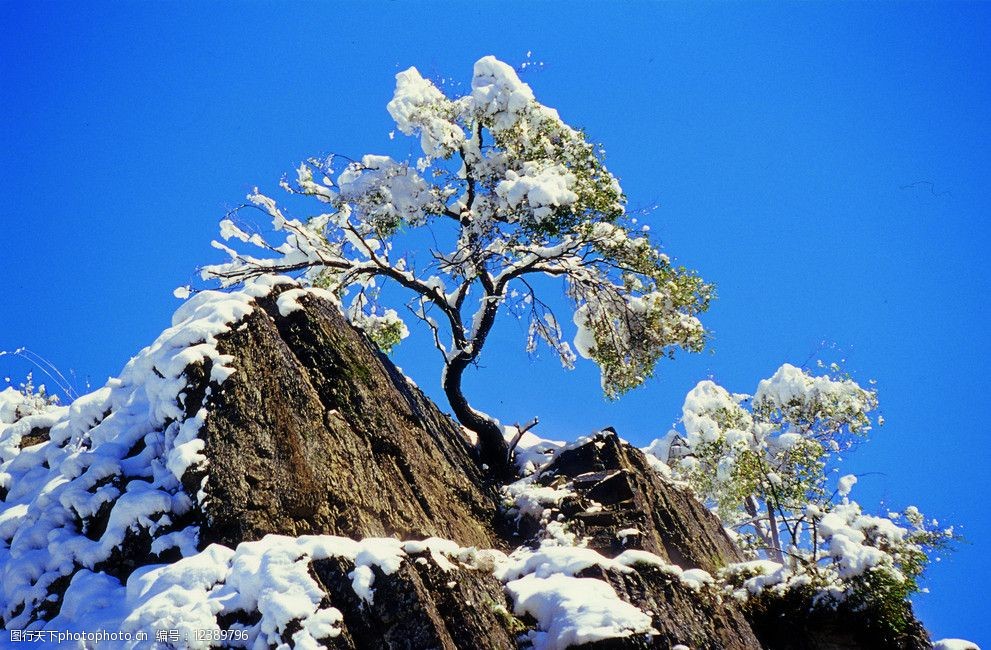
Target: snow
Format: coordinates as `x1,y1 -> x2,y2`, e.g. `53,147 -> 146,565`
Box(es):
679,568 -> 715,591
680,379 -> 750,447
498,546 -> 632,582
470,55 -> 537,132
337,155 -> 438,227
275,288 -> 310,316
402,537 -> 460,572
753,363 -> 876,431
503,479 -> 573,522
505,425 -> 566,475
387,67 -> 465,159
492,496 -> 713,604
617,527 -> 641,541
572,305 -> 596,360
720,560 -> 791,598
495,162 -> 579,221
345,296 -> 409,350
837,474 -> 857,497
933,640 -> 981,650
815,500 -> 910,580
507,574 -> 654,650
0,275 -> 295,629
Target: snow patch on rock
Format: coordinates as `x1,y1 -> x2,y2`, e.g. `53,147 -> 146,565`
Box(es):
0,276 -> 293,628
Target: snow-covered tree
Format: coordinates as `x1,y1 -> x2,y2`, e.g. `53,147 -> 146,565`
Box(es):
201,57 -> 712,473
649,364 -> 953,612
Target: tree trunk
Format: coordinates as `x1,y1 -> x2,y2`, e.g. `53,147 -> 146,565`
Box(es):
443,353 -> 510,478
768,503 -> 785,564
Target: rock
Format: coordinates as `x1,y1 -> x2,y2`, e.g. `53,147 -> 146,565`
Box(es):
190,285 -> 502,550
17,426 -> 50,449
508,432 -> 760,649
523,431 -> 742,574
744,587 -> 932,650
0,278 -> 942,648
576,564 -> 761,650
310,551 -> 520,650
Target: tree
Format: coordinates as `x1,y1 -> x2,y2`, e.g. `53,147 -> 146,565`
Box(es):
201,56 -> 712,473
649,363 -> 952,616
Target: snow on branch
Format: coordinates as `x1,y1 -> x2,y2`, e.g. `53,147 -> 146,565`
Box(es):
197,56 -> 713,469
646,364 -> 955,606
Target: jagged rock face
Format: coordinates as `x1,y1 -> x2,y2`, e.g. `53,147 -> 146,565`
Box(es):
528,433 -> 742,573
186,287 -> 761,648
744,589 -> 931,650
0,278 -> 938,649
310,551 -> 519,650
576,564 -> 761,650
187,285 -> 501,550
509,432 -> 761,649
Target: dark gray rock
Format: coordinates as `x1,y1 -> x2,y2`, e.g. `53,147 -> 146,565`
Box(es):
521,431 -> 742,574
511,432 -> 760,649
577,564 -> 761,650
743,587 -> 931,650
190,285 -> 502,550
311,552 -> 520,650
1,280 -> 939,649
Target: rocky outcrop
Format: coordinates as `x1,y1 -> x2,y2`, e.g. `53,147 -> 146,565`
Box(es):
506,431 -> 761,649
187,284 -> 764,648
524,431 -> 742,573
310,551 -> 519,650
744,588 -> 931,650
187,286 -> 500,550
578,563 -> 761,649
0,278 -> 938,648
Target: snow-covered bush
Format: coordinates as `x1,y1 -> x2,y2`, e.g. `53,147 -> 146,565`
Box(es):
199,56 -> 712,472
0,373 -> 61,424
648,364 -> 953,625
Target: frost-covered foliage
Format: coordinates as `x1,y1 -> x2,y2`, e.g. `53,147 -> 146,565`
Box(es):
200,56 -> 711,469
0,374 -> 61,428
651,363 -> 877,528
647,364 -> 953,618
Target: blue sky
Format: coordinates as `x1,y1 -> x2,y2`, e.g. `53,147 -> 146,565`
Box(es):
2,2 -> 988,644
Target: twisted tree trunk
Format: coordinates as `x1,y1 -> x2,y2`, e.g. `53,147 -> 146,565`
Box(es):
442,352 -> 510,478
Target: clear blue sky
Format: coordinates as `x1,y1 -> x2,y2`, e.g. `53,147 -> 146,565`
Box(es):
1,2 -> 988,644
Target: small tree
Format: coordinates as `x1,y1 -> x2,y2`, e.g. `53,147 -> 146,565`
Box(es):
653,363 -> 878,562
202,57 -> 712,473
651,363 -> 952,613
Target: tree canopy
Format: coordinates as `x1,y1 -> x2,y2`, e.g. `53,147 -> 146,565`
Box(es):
202,56 -> 712,472
649,363 -> 952,626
